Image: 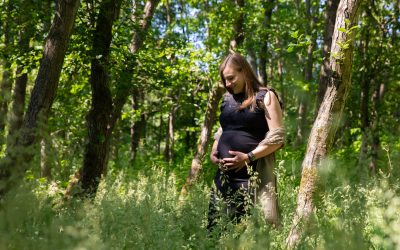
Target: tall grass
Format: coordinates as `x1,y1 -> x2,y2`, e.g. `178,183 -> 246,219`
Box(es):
0,153 -> 399,249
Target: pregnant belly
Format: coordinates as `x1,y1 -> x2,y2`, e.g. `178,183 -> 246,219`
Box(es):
217,130 -> 260,159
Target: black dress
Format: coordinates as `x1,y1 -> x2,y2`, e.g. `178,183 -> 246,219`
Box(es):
207,90 -> 269,229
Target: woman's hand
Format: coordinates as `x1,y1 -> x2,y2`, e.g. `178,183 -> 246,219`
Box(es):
221,150 -> 249,172
210,150 -> 220,165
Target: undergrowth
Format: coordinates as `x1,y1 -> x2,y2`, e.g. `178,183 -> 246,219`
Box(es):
0,151 -> 399,249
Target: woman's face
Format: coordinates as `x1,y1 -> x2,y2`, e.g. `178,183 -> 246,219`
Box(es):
222,64 -> 245,94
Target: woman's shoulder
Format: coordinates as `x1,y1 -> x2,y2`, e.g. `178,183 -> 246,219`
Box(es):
257,87 -> 283,108
256,88 -> 270,101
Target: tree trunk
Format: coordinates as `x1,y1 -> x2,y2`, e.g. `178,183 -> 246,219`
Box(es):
0,0 -> 80,197
73,0 -> 122,197
164,105 -> 177,162
369,79 -> 385,174
316,0 -> 340,112
180,84 -> 225,197
7,7 -> 35,146
0,1 -> 14,143
130,89 -> 146,162
40,138 -> 52,179
294,98 -> 307,146
64,0 -> 159,199
358,19 -> 370,167
258,0 -> 274,85
286,0 -> 361,247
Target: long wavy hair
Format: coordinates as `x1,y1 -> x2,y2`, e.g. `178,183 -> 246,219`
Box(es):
219,53 -> 264,110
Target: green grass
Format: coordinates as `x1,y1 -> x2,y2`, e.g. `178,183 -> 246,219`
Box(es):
0,154 -> 399,249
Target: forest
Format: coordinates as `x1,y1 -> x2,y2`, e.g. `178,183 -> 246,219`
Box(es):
0,0 -> 399,249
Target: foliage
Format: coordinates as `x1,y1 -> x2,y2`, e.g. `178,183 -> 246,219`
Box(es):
0,0 -> 399,248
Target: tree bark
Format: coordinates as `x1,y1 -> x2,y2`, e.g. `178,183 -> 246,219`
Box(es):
72,0 -> 122,197
180,83 -> 225,197
286,0 -> 361,247
0,0 -> 80,197
316,0 -> 340,112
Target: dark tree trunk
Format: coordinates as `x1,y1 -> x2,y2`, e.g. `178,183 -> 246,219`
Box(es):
74,0 -> 122,197
130,89 -> 147,162
316,0 -> 340,112
258,0 -> 274,85
164,105 -> 177,162
0,0 -> 80,197
64,0 -> 159,199
286,0 -> 361,247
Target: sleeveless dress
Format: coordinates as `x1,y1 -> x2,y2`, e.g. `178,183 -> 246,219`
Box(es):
214,90 -> 269,196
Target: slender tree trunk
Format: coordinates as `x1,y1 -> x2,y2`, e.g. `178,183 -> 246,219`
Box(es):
157,112 -> 163,155
286,0 -> 361,247
258,0 -> 274,85
130,89 -> 146,162
294,98 -> 307,146
40,138 -> 52,179
369,80 -> 385,174
358,21 -> 370,167
7,6 -> 35,145
316,0 -> 340,112
0,0 -> 80,197
0,2 -> 14,142
164,105 -> 177,162
180,83 -> 225,196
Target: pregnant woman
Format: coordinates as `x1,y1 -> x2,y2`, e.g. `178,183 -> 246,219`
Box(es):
208,53 -> 285,231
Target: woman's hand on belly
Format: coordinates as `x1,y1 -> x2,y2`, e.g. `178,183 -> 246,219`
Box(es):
221,150 -> 249,172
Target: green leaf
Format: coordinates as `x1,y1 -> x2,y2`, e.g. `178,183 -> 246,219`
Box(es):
290,30 -> 299,39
